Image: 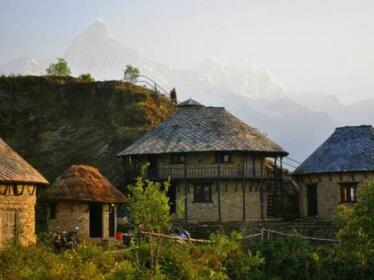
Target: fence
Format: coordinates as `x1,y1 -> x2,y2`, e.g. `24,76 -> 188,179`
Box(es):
138,228 -> 340,245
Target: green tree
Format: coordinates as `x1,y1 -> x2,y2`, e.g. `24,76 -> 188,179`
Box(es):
46,58 -> 71,76
79,73 -> 95,82
127,171 -> 171,271
335,180 -> 374,276
123,64 -> 140,83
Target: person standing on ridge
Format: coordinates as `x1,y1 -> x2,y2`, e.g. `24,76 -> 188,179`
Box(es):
170,87 -> 177,106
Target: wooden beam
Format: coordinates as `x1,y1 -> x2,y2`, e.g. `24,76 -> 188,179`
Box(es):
242,180 -> 246,221
217,156 -> 222,223
280,157 -> 284,218
253,154 -> 256,177
184,158 -> 188,222
260,183 -> 264,220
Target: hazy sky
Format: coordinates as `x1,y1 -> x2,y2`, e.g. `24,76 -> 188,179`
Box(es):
1,0 -> 374,103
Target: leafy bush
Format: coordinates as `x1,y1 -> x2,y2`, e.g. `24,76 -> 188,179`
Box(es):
335,180 -> 374,278
79,73 -> 95,82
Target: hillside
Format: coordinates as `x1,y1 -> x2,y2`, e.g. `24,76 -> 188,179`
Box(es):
0,76 -> 173,185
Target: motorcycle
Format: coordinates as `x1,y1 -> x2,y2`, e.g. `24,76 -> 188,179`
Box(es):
53,226 -> 80,251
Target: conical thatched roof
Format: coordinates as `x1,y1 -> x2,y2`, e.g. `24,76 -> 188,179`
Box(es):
39,165 -> 126,203
118,100 -> 288,157
294,125 -> 374,175
0,138 -> 48,185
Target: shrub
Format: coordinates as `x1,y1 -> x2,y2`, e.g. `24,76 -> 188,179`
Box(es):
335,180 -> 374,278
79,73 -> 95,82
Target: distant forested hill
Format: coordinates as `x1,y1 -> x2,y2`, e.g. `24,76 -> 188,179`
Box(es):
0,76 -> 173,185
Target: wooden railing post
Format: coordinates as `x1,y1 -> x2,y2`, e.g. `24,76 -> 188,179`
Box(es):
242,153 -> 246,221
217,156 -> 222,223
184,158 -> 188,222
280,157 -> 284,218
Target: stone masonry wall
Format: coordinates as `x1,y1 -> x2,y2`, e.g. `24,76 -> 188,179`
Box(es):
0,184 -> 37,248
298,172 -> 374,219
160,151 -> 269,222
176,180 -> 266,222
47,201 -> 110,240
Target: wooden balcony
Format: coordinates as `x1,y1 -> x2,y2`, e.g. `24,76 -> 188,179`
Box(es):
126,166 -> 276,180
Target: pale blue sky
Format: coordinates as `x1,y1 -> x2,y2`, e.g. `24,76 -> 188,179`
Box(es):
1,0 -> 374,102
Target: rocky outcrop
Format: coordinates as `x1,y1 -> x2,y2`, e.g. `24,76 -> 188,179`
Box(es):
0,76 -> 173,185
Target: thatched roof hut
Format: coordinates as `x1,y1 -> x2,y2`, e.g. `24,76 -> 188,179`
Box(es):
39,164 -> 125,203
118,100 -> 288,157
294,125 -> 374,175
0,138 -> 48,185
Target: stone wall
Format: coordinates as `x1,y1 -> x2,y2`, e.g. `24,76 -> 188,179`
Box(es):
47,201 -> 110,240
297,172 -> 374,219
176,180 -> 266,222
0,184 -> 37,248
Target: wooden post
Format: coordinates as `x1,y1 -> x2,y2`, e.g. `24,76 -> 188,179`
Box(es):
280,157 -> 284,218
217,155 -> 222,223
260,182 -> 264,220
253,154 -> 256,177
242,153 -> 246,221
114,205 -> 118,237
184,158 -> 188,222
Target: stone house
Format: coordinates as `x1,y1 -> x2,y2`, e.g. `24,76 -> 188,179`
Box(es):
0,138 -> 48,248
39,165 -> 126,240
118,99 -> 289,223
294,125 -> 374,219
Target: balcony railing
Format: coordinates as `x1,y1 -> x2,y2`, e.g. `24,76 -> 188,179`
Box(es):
126,166 -> 276,180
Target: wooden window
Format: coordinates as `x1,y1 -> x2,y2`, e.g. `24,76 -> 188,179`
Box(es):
194,183 -> 212,203
340,183 -> 357,203
0,185 -> 8,195
13,184 -> 24,196
216,152 -> 231,163
49,203 -> 56,219
170,154 -> 185,164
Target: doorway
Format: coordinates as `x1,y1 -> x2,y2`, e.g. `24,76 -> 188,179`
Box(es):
1,210 -> 17,247
307,184 -> 318,217
109,206 -> 115,238
89,204 -> 103,238
167,181 -> 177,214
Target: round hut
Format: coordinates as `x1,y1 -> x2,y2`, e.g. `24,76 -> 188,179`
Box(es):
39,164 -> 126,240
294,125 -> 374,219
0,138 -> 48,248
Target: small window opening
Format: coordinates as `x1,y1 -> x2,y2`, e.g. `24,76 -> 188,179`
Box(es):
340,184 -> 357,203
194,184 -> 212,203
49,203 -> 57,219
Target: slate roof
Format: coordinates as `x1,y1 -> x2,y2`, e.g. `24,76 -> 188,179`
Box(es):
118,100 -> 288,156
39,165 -> 126,203
177,98 -> 204,107
294,125 -> 374,175
0,138 -> 48,185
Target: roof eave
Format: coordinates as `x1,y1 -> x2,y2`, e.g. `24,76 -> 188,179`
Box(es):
118,149 -> 288,157
0,179 -> 49,185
